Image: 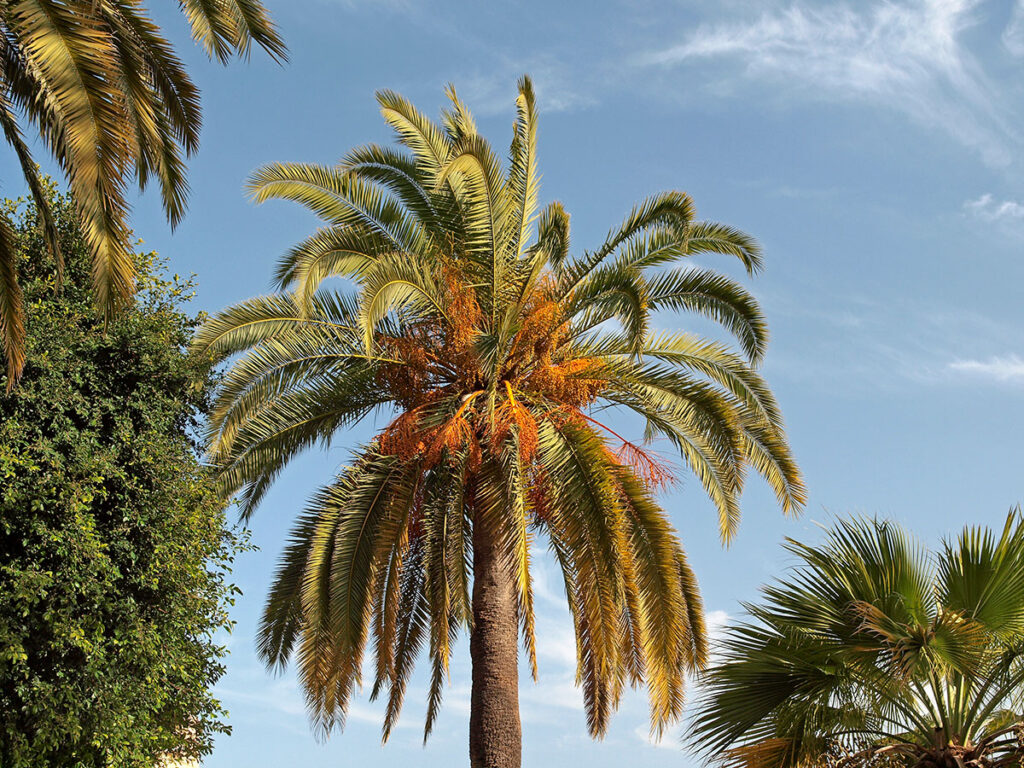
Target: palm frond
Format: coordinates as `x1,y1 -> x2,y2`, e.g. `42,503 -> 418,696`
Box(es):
0,0 -> 281,374
0,214 -> 25,390
691,515 -> 1024,768
177,0 -> 286,62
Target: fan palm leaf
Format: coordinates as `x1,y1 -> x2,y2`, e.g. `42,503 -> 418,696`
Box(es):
691,512 -> 1024,768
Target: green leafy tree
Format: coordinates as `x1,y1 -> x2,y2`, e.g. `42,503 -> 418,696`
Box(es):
0,188 -> 245,767
690,513 -> 1024,768
194,78 -> 804,768
0,0 -> 286,386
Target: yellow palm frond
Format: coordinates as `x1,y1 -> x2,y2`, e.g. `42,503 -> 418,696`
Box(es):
0,0 -> 282,384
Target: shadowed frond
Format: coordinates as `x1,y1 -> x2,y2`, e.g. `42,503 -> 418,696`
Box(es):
0,215 -> 24,391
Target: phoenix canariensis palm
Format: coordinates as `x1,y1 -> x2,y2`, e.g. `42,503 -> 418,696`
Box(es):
690,512 -> 1024,768
0,0 -> 285,388
194,77 -> 805,768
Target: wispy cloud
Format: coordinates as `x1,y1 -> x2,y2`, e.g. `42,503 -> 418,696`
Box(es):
705,609 -> 731,640
457,56 -> 595,116
637,0 -> 1016,166
1005,0 -> 1024,56
634,723 -> 683,750
216,676 -> 413,732
316,0 -> 413,11
217,679 -> 306,719
948,354 -> 1024,382
737,178 -> 842,201
760,288 -> 1018,393
963,193 -> 1024,222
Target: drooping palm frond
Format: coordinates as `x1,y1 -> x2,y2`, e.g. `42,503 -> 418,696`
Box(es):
178,0 -> 286,62
0,214 -> 24,389
691,512 -> 1024,768
0,0 -> 284,386
197,76 -> 804,744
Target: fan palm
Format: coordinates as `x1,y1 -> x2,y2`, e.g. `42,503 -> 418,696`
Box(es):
690,512 -> 1024,768
194,77 -> 804,768
0,0 -> 285,388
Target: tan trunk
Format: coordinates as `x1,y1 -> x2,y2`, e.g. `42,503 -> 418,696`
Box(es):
469,517 -> 521,768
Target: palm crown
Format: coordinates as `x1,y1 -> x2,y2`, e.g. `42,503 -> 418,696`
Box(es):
0,0 -> 285,387
194,77 -> 804,756
691,513 -> 1024,768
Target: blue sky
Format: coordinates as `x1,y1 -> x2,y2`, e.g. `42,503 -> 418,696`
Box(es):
13,0 -> 1024,765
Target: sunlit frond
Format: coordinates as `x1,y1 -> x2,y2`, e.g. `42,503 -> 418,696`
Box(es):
178,0 -> 286,62
0,0 -> 282,380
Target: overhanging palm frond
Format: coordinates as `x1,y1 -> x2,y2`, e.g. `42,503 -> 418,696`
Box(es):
0,0 -> 283,385
178,0 -> 286,62
0,215 -> 25,391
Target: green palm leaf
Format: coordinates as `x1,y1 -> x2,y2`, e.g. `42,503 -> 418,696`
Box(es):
692,512 -> 1024,768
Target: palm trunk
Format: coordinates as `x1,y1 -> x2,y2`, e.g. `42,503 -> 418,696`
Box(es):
469,516 -> 521,768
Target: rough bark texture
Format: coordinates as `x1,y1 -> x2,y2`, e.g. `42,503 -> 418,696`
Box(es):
469,518 -> 522,768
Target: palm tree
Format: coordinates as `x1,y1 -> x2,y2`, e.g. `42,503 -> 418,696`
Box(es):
690,512 -> 1024,768
0,0 -> 285,387
194,77 -> 804,768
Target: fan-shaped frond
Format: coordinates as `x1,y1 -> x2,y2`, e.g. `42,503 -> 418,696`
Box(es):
691,514 -> 1024,768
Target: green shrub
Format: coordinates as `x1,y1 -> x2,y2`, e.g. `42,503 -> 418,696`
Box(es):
0,188 -> 243,767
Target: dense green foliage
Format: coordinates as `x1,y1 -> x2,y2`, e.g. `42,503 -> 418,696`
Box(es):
0,190 -> 243,767
691,513 -> 1024,768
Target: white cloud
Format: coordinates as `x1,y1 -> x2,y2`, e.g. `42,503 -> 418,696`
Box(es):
217,679 -> 306,718
963,193 -> 1024,221
759,287 -> 1019,393
317,0 -> 412,10
215,673 -> 418,735
521,674 -> 585,713
638,0 -> 1017,166
457,56 -> 595,117
535,619 -> 578,670
1005,0 -> 1024,56
948,354 -> 1024,382
705,609 -> 731,639
634,723 -> 683,750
